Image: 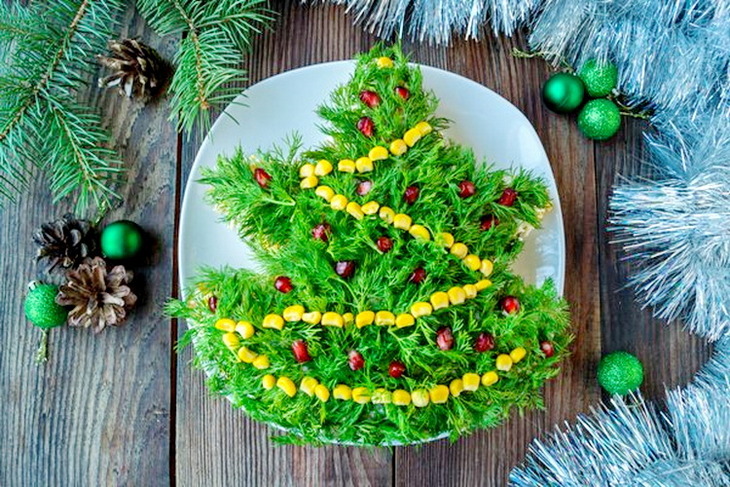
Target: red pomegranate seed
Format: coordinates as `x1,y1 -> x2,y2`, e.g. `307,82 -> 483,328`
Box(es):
208,295 -> 218,312
376,236 -> 393,253
540,341 -> 555,358
357,117 -> 374,137
356,180 -> 373,196
409,267 -> 426,284
499,296 -> 520,315
480,215 -> 499,231
474,332 -> 495,352
253,168 -> 271,188
312,223 -> 331,242
359,90 -> 381,108
348,350 -> 365,371
292,339 -> 311,363
458,180 -> 476,198
335,260 -> 356,279
497,188 -> 518,206
404,185 -> 420,204
395,86 -> 410,100
436,327 -> 454,351
389,360 -> 406,378
274,276 -> 293,293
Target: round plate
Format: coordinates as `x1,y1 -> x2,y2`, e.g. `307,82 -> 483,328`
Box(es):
179,61 -> 565,295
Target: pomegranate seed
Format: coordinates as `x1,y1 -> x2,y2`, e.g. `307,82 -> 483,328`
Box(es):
376,236 -> 393,253
497,188 -> 518,206
312,223 -> 331,242
359,90 -> 381,108
335,260 -> 356,279
499,296 -> 520,315
356,180 -> 373,196
474,332 -> 495,352
357,117 -> 374,137
458,180 -> 476,198
274,276 -> 293,293
253,168 -> 271,188
207,295 -> 218,313
404,185 -> 420,204
395,86 -> 410,100
348,350 -> 365,371
540,341 -> 555,358
292,339 -> 311,363
389,360 -> 406,378
436,327 -> 454,351
480,215 -> 499,231
409,267 -> 426,284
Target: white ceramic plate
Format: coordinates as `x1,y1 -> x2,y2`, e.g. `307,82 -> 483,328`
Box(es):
179,61 -> 565,295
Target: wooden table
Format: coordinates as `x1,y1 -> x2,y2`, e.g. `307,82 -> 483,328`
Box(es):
1,2 -> 712,485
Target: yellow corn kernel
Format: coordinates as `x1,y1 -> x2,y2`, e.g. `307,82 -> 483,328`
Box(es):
390,139 -> 408,156
375,311 -> 395,326
237,346 -> 257,363
475,279 -> 492,291
302,311 -> 322,324
361,201 -> 380,215
481,371 -> 499,387
314,384 -> 330,402
342,313 -> 354,325
321,312 -> 344,328
262,314 -> 284,330
450,242 -> 468,259
300,377 -> 319,396
480,259 -> 494,277
376,56 -> 394,68
235,321 -> 255,339
315,185 -> 335,202
338,159 -> 356,173
409,224 -> 430,241
415,121 -> 433,136
300,175 -> 319,189
410,301 -> 433,318
352,387 -> 371,404
262,374 -> 276,390
346,201 -> 365,220
314,159 -> 333,176
464,254 -> 481,271
496,354 -> 513,372
392,389 -> 411,406
403,128 -> 422,147
283,305 -> 305,322
462,284 -> 478,299
510,347 -> 527,363
214,318 -> 236,332
299,163 -> 315,178
277,377 -> 297,397
222,332 -> 240,349
429,385 -> 450,404
438,232 -> 455,248
447,287 -> 467,306
430,292 -> 450,311
463,373 -> 481,391
330,194 -> 348,211
393,213 -> 412,230
355,157 -> 373,173
371,388 -> 392,404
252,354 -> 270,369
411,389 -> 430,408
333,384 -> 352,400
449,378 -> 464,397
395,313 -> 415,328
369,146 -> 389,161
379,206 -> 395,224
355,311 -> 375,328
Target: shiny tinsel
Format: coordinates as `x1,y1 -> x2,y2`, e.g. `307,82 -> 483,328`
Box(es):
510,339 -> 730,486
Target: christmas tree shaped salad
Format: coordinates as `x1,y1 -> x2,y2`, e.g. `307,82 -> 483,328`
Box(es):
168,44 -> 572,446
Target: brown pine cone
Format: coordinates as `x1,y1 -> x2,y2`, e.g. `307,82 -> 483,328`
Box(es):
34,214 -> 96,274
97,38 -> 172,99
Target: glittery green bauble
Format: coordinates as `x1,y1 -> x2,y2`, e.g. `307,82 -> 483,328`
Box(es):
541,73 -> 586,113
597,351 -> 644,395
101,220 -> 144,260
578,59 -> 618,97
24,284 -> 68,330
578,99 -> 621,140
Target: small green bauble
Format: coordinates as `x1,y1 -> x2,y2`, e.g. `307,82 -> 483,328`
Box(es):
541,73 -> 586,114
24,284 -> 68,329
101,220 -> 144,260
577,99 -> 621,140
578,59 -> 618,97
597,351 -> 644,395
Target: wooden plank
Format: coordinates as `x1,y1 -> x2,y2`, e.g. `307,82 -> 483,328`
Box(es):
0,6 -> 177,486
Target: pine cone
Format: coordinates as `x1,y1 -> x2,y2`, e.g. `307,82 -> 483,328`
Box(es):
57,257 -> 137,333
97,38 -> 171,99
34,214 -> 96,274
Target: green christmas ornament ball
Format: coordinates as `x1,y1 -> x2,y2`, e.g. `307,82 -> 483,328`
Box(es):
24,283 -> 68,329
101,220 -> 144,260
597,351 -> 644,395
541,72 -> 586,113
578,59 -> 618,97
578,99 -> 622,140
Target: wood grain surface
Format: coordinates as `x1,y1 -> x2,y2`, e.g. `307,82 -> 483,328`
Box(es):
0,1 -> 711,486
